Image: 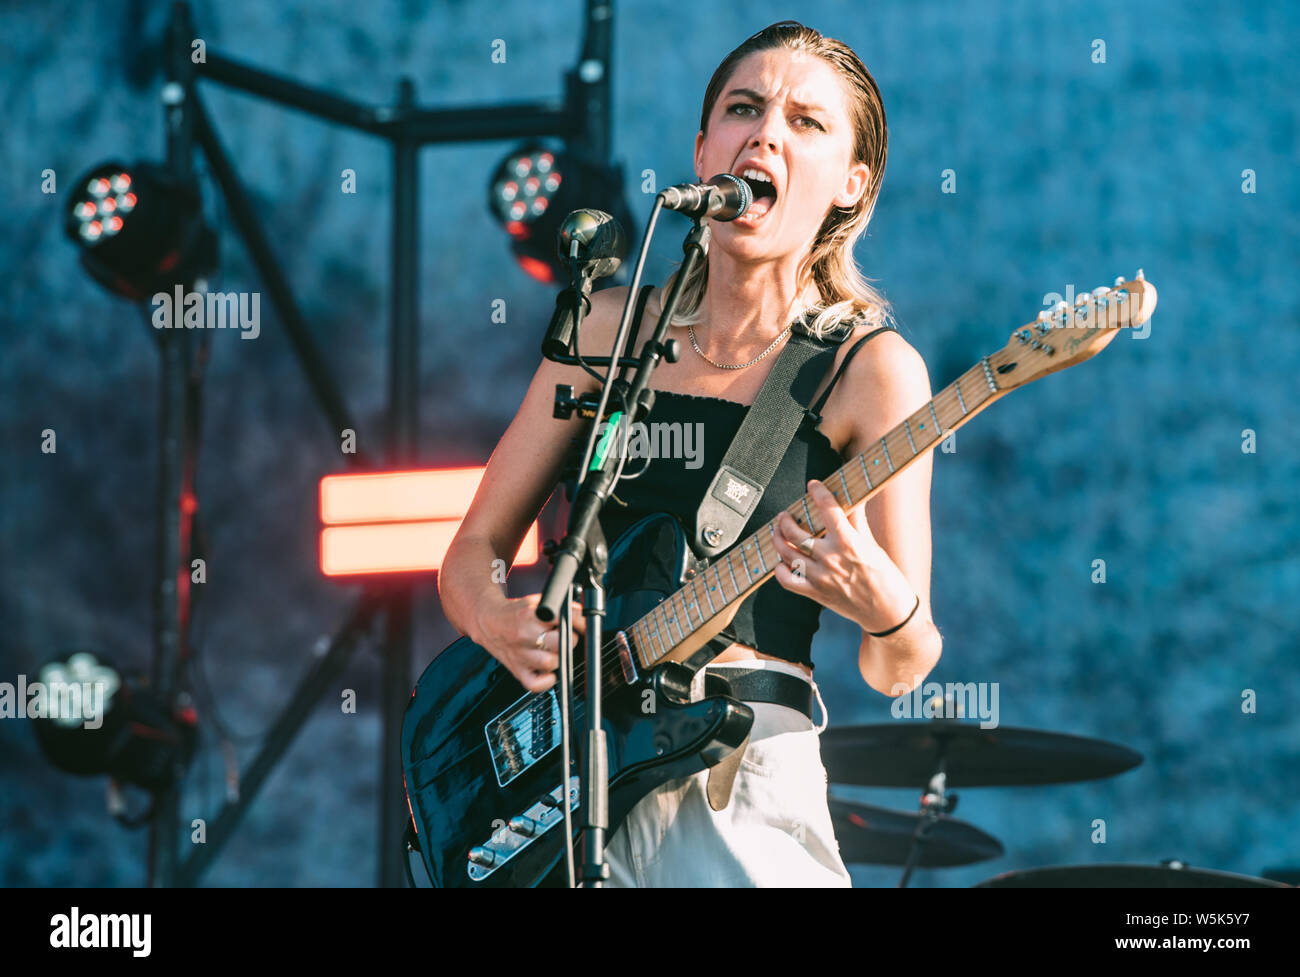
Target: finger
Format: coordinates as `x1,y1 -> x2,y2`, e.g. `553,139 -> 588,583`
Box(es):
848,501 -> 872,539
520,649 -> 560,672
568,602 -> 587,633
522,669 -> 556,693
774,557 -> 813,590
776,510 -> 819,564
808,479 -> 852,540
777,511 -> 811,555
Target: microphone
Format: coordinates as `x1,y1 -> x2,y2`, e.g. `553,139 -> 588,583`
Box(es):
556,208 -> 626,280
657,173 -> 751,221
543,210 -> 627,361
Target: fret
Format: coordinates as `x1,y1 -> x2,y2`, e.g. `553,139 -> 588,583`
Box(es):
651,619 -> 668,658
726,557 -> 741,595
689,581 -> 707,620
645,621 -> 666,661
954,377 -> 968,415
801,497 -> 813,530
980,355 -> 998,393
880,436 -> 894,473
662,603 -> 683,643
702,572 -> 717,614
752,539 -> 767,573
904,418 -> 917,455
712,564 -> 730,603
678,591 -> 696,629
928,402 -> 942,438
642,616 -> 661,660
838,468 -> 850,502
859,453 -> 873,490
633,622 -> 653,664
738,542 -> 754,582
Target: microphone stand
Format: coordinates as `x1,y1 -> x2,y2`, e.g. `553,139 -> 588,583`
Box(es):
538,200 -> 710,886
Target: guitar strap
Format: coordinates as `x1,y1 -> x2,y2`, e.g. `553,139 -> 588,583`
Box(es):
691,321 -> 847,560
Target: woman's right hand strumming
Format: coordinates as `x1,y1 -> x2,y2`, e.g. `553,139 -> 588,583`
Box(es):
475,593 -> 587,694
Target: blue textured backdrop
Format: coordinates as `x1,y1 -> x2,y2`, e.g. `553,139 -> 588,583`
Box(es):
1,0 -> 1296,887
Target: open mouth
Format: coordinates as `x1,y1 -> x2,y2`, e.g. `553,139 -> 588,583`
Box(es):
737,170 -> 778,220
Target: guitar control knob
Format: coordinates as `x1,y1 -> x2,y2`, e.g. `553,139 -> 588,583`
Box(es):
468,846 -> 496,867
509,815 -> 538,837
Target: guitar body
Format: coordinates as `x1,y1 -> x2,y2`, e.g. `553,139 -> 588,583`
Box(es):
402,513 -> 754,888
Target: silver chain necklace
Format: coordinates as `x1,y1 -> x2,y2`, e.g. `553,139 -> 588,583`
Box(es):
688,320 -> 793,370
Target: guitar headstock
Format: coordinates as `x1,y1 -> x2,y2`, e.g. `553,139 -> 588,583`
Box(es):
991,271 -> 1158,388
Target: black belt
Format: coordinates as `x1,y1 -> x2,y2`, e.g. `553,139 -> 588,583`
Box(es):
708,667 -> 814,722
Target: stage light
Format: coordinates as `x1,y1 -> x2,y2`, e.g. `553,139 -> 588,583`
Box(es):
64,160 -> 216,301
319,467 -> 541,576
29,651 -> 197,791
487,143 -> 632,284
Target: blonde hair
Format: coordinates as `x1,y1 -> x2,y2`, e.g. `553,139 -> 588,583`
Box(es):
668,20 -> 894,340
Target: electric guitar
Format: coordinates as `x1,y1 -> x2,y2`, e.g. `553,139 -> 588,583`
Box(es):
402,273 -> 1159,887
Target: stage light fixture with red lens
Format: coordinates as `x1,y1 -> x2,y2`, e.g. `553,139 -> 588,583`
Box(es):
64,160 -> 217,301
487,143 -> 632,284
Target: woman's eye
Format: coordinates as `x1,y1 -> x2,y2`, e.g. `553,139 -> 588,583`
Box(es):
727,104 -> 822,131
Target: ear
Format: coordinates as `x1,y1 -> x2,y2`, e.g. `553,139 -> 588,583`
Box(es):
694,131 -> 705,180
832,161 -> 871,209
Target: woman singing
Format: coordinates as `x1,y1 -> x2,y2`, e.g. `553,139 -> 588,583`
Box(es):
438,20 -> 942,887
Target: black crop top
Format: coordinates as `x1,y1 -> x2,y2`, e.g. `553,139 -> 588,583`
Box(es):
561,285 -> 896,669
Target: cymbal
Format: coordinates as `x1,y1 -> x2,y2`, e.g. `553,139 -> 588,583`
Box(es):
974,863 -> 1291,888
828,796 -> 1004,867
820,721 -> 1143,788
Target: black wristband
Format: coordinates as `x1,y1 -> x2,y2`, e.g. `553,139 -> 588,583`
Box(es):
867,593 -> 920,638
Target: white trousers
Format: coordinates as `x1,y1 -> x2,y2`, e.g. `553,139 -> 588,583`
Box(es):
605,659 -> 851,888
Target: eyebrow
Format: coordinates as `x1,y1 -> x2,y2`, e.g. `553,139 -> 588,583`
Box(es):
723,87 -> 828,117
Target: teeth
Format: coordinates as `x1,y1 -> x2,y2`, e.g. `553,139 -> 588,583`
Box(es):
740,167 -> 773,185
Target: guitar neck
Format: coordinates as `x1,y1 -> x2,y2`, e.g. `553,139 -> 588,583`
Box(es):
546,273 -> 1156,710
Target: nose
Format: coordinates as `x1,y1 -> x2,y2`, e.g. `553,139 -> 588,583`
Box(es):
749,107 -> 784,153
